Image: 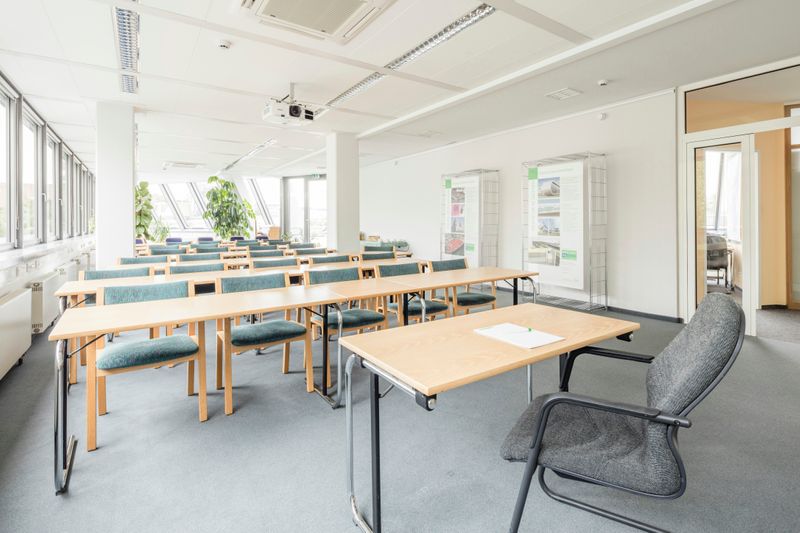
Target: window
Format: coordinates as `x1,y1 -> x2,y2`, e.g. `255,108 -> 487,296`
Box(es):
308,178 -> 327,247
60,152 -> 71,238
703,149 -> 742,241
21,118 -> 38,244
285,178 -> 305,241
46,138 -> 57,240
72,160 -> 80,234
0,95 -> 9,245
251,177 -> 281,227
150,184 -> 182,231
166,183 -> 207,229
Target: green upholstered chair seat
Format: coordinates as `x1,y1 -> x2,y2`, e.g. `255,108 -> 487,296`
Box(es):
306,267 -> 359,285
456,291 -> 496,306
229,320 -> 306,347
104,281 -> 189,305
97,335 -> 199,371
388,299 -> 448,315
311,308 -> 385,329
221,272 -> 286,293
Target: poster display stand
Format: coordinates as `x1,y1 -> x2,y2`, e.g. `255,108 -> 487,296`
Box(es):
440,170 -> 499,267
521,153 -> 607,311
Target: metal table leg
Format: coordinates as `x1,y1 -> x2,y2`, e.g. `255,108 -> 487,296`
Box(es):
526,364 -> 534,404
54,339 -> 77,495
513,278 -> 518,305
370,373 -> 382,533
313,304 -> 346,408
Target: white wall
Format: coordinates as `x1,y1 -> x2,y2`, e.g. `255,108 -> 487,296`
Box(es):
360,92 -> 678,317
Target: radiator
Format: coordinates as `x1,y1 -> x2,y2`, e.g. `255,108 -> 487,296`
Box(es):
58,260 -> 78,283
0,289 -> 32,380
30,272 -> 62,334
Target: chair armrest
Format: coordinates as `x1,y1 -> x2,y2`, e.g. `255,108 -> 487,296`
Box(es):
559,346 -> 653,391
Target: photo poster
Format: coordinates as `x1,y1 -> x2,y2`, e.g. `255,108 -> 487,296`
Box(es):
525,160 -> 585,289
442,173 -> 480,266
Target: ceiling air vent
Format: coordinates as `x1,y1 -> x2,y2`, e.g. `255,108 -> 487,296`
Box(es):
545,88 -> 582,101
162,161 -> 203,170
238,0 -> 396,44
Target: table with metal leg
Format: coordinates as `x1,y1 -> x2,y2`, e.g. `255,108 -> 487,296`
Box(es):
342,303 -> 639,532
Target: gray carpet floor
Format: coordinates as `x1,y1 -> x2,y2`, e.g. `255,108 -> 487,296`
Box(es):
1,293 -> 799,532
756,308 -> 800,345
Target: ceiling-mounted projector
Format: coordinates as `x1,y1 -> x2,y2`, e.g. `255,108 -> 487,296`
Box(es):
262,100 -> 314,125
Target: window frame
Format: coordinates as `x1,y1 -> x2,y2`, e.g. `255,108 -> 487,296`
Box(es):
44,131 -> 59,241
19,106 -> 43,247
0,89 -> 12,251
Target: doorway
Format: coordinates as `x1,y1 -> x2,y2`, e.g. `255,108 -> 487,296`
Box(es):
687,136 -> 758,334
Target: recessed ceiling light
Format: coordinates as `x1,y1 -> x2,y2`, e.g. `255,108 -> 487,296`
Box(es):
545,87 -> 582,101
326,3 -> 496,107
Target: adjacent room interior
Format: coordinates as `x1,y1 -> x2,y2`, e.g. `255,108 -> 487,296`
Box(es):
1,1 -> 799,532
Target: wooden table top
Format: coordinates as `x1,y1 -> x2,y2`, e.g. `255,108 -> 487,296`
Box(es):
340,303 -> 639,396
318,277 -> 412,300
49,285 -> 345,340
390,267 -> 536,291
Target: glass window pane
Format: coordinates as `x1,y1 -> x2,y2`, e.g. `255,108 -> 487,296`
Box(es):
167,183 -> 207,229
254,177 -> 281,226
60,153 -> 70,237
22,120 -> 37,243
46,140 -> 56,239
0,98 -> 8,243
308,179 -> 327,247
791,107 -> 800,144
151,184 -> 182,231
286,178 -> 305,241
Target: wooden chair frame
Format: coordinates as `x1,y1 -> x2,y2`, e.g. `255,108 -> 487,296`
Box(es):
427,258 -> 497,316
86,284 -> 207,451
211,273 -> 310,415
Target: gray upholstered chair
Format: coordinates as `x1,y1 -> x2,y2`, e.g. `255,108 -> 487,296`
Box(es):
248,244 -> 277,251
428,258 -> 496,315
289,242 -> 317,249
119,255 -> 169,265
360,251 -> 395,261
308,254 -> 351,265
250,250 -> 285,258
294,247 -> 327,256
706,234 -> 731,290
375,262 -> 449,324
214,272 -> 309,414
502,293 -> 745,532
178,252 -> 221,262
250,257 -> 300,271
92,281 -> 208,448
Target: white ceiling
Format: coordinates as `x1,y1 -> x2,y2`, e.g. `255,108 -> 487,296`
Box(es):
0,0 -> 799,181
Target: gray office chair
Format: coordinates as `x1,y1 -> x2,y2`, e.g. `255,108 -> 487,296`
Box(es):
502,293 -> 745,532
706,234 -> 730,290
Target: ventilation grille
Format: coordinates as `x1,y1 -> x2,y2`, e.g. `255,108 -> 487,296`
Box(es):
114,2 -> 140,94
545,87 -> 582,101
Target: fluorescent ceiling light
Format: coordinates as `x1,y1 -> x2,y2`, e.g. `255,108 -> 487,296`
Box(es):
545,87 -> 582,100
114,1 -> 141,94
326,3 -> 495,107
221,139 -> 277,172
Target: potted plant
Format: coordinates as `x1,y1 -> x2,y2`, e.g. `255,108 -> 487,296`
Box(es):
135,181 -> 156,240
202,176 -> 256,240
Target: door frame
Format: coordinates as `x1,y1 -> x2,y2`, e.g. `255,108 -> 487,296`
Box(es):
685,136 -> 758,334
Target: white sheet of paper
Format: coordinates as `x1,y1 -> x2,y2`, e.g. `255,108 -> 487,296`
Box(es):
474,322 -> 564,349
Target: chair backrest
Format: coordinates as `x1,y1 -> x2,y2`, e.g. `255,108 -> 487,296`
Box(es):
230,236 -> 244,241
294,247 -> 327,256
193,246 -> 227,254
179,252 -> 220,262
191,241 -> 220,248
119,256 -> 169,265
197,236 -> 215,242
149,244 -> 179,251
364,243 -> 395,252
289,242 -> 317,249
99,281 -> 189,305
706,234 -> 728,259
249,244 -> 277,251
135,238 -> 144,245
305,267 -> 360,286
251,258 -> 299,270
218,272 -> 288,294
165,237 -> 182,244
361,251 -> 395,261
376,262 -> 421,278
647,293 -> 744,416
82,267 -> 151,280
268,239 -> 289,245
168,263 -> 226,275
309,254 -> 351,265
250,250 -> 284,258
429,258 -> 468,272
237,240 -> 259,245
151,248 -> 185,256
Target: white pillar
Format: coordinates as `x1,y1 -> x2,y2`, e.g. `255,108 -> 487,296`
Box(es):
326,132 -> 360,251
95,103 -> 135,268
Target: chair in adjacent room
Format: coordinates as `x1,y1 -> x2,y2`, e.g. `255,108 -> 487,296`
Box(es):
249,250 -> 285,258
375,262 -> 449,324
90,281 -> 208,449
428,258 -> 496,315
501,293 -> 745,532
214,272 -> 309,414
706,234 -> 732,291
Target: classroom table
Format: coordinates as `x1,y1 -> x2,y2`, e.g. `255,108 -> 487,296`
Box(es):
340,303 -> 640,533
